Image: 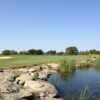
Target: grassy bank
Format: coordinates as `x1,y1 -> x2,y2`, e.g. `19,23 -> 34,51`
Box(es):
0,55 -> 100,69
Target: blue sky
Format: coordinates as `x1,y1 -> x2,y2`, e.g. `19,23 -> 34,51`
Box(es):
0,0 -> 100,51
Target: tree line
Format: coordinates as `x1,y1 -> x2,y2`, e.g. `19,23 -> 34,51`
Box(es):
1,47 -> 100,55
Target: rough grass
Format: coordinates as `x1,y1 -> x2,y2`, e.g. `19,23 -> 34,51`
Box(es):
0,55 -> 100,69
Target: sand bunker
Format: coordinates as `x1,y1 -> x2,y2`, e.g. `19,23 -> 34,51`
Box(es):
0,56 -> 13,59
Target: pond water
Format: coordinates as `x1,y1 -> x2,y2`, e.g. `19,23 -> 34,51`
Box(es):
48,68 -> 100,100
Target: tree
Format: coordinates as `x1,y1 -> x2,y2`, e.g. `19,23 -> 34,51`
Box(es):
27,49 -> 37,55
46,50 -> 56,55
10,50 -> 18,55
56,52 -> 64,55
27,49 -> 44,55
65,47 -> 79,55
2,50 -> 18,55
2,50 -> 11,55
36,49 -> 44,55
79,51 -> 89,55
89,49 -> 97,54
19,51 -> 28,55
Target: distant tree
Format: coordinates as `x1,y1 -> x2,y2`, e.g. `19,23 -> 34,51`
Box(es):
65,47 -> 79,55
2,50 -> 18,55
56,52 -> 65,55
79,51 -> 89,55
89,49 -> 97,54
96,51 -> 100,55
10,50 -> 18,55
46,50 -> 56,55
27,49 -> 44,55
19,51 -> 28,55
27,49 -> 37,55
36,49 -> 44,55
2,50 -> 11,55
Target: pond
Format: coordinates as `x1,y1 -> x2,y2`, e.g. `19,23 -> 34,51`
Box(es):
48,68 -> 100,100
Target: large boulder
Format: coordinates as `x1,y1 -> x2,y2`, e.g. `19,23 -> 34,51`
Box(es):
24,80 -> 58,98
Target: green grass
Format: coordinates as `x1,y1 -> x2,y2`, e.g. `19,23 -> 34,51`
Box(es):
80,86 -> 89,100
59,59 -> 75,73
0,55 -> 99,69
0,55 -> 73,69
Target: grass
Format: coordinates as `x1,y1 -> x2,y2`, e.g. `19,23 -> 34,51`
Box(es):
95,59 -> 100,70
59,59 -> 75,73
0,55 -> 100,69
80,86 -> 89,100
0,55 -> 76,69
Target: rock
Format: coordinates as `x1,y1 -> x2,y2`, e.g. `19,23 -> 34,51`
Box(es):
24,80 -> 58,98
17,68 -> 29,73
38,70 -> 49,80
0,79 -> 19,93
0,63 -> 61,100
41,64 -> 50,69
31,72 -> 39,80
7,74 -> 16,82
47,63 -> 59,70
38,69 -> 56,80
16,73 -> 32,85
40,96 -> 63,100
19,88 -> 34,99
28,66 -> 41,72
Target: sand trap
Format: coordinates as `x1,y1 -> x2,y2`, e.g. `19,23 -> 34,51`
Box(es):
0,56 -> 13,60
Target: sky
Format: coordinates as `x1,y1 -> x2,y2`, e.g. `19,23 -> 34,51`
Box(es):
0,0 -> 100,51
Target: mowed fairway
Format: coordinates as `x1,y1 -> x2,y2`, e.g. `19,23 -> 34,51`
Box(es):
0,55 -> 99,69
0,55 -> 70,69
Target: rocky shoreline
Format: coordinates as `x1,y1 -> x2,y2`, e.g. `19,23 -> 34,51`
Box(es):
0,63 -> 62,100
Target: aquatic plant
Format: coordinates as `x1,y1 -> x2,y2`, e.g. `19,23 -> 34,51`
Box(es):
95,59 -> 100,70
79,62 -> 91,69
59,59 -> 75,73
80,86 -> 89,100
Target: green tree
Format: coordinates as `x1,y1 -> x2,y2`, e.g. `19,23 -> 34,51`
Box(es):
46,50 -> 56,55
2,50 -> 18,55
65,46 -> 79,55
